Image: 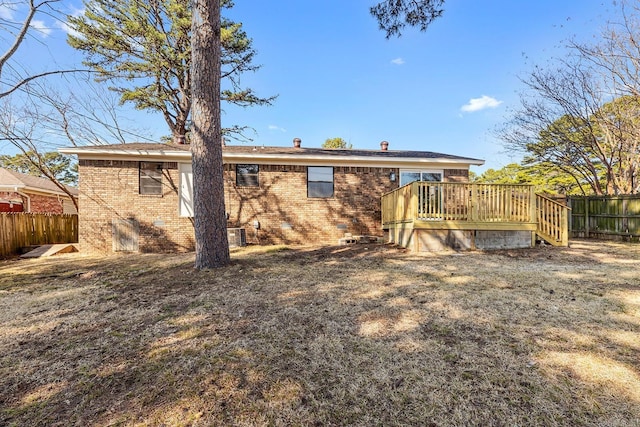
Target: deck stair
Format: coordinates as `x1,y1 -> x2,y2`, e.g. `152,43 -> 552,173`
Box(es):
535,194 -> 570,247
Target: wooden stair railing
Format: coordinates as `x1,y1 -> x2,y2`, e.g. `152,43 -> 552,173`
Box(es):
535,194 -> 570,246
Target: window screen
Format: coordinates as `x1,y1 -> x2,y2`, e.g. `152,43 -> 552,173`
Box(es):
236,164 -> 259,187
308,166 -> 334,198
139,162 -> 163,195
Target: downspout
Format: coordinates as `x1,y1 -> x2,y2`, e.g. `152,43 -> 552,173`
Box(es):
16,188 -> 31,212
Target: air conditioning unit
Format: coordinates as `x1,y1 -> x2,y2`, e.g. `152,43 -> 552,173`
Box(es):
227,227 -> 247,248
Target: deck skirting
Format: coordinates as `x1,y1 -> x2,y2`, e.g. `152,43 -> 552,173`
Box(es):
385,221 -> 536,251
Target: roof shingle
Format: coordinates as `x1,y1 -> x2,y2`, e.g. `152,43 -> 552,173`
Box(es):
63,142 -> 483,163
0,168 -> 78,196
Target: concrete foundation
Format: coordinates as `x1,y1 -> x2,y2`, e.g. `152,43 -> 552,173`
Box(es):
387,226 -> 534,251
416,229 -> 473,251
474,230 -> 532,250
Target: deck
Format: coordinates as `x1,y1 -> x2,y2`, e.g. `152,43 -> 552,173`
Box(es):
381,182 -> 569,251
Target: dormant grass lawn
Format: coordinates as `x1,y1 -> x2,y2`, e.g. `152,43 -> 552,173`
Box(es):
0,240 -> 639,426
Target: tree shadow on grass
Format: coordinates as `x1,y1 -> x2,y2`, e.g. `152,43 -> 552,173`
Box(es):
0,241 -> 639,425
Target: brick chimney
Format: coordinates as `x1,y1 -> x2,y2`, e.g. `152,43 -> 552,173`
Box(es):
380,140 -> 389,151
293,138 -> 302,148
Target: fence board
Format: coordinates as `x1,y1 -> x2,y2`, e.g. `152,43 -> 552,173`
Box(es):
0,213 -> 78,257
568,195 -> 640,239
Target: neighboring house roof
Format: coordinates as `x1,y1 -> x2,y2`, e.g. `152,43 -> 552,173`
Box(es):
60,142 -> 485,168
0,168 -> 78,197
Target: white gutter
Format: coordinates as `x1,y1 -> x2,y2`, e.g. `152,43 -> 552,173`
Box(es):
0,183 -> 76,199
222,152 -> 485,166
59,147 -> 191,158
59,147 -> 485,166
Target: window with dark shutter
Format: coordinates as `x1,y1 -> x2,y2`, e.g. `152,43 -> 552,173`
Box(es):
139,162 -> 163,195
307,166 -> 334,198
236,164 -> 259,187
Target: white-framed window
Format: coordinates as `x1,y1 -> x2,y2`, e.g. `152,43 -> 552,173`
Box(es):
236,164 -> 259,187
399,169 -> 443,187
139,162 -> 163,195
308,166 -> 334,198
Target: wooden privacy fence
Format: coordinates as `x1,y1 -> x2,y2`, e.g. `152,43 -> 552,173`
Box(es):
0,213 -> 78,257
568,195 -> 640,239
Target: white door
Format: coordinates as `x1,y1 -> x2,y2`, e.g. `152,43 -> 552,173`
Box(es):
179,163 -> 194,217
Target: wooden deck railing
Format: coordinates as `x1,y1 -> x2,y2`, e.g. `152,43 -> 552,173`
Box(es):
382,182 -> 537,225
381,182 -> 417,225
536,194 -> 569,246
381,182 -> 570,246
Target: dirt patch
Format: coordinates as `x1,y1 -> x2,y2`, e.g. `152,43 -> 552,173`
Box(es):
0,239 -> 638,426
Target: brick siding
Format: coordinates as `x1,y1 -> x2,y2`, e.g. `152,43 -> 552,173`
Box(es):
224,164 -> 399,245
0,191 -> 65,213
78,160 -> 468,253
443,169 -> 469,182
78,161 -> 192,254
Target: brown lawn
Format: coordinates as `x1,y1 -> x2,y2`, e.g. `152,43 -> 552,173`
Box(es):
0,240 -> 639,426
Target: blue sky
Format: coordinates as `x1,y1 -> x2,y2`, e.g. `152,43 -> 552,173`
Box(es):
0,0 -> 620,173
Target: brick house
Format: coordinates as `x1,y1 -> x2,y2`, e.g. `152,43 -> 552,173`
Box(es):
0,167 -> 78,214
60,140 -> 483,254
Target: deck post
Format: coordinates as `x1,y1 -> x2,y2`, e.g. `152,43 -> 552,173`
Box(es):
410,182 -> 419,221
530,187 -> 537,223
561,204 -> 569,246
505,187 -> 513,221
470,183 -> 478,221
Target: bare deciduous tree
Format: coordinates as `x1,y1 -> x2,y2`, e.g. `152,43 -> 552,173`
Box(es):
500,0 -> 640,195
0,77 -> 151,210
0,0 -> 85,98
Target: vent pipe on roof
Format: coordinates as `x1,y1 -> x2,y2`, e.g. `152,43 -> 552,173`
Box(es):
380,140 -> 389,151
293,138 -> 301,148
221,137 -> 226,147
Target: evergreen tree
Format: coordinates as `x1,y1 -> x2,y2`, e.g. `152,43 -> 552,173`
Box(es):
0,151 -> 78,186
322,137 -> 352,149
187,0 -> 445,268
68,0 -> 274,144
475,162 -> 589,195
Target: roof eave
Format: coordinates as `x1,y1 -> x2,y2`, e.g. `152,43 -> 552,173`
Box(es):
24,186 -> 77,198
222,152 -> 485,166
0,184 -> 25,191
59,147 -> 191,158
59,147 -> 485,167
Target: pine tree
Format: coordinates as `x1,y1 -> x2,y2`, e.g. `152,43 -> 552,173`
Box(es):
187,0 -> 445,269
68,0 -> 273,144
191,0 -> 229,268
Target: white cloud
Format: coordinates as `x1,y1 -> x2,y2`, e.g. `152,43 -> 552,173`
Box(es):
56,8 -> 85,38
460,95 -> 503,113
56,20 -> 81,38
268,125 -> 287,132
391,57 -> 405,65
0,4 -> 15,20
30,20 -> 52,37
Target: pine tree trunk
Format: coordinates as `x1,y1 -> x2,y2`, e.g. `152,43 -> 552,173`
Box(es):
190,0 -> 230,269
